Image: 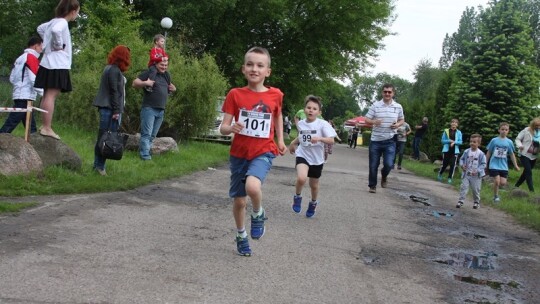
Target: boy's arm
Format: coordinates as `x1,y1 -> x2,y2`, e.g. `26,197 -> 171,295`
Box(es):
220,113 -> 242,135
288,137 -> 299,154
511,153 -> 520,171
478,153 -> 487,173
275,112 -> 287,155
455,131 -> 463,146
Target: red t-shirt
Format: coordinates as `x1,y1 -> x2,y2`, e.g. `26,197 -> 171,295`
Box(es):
222,86 -> 284,160
147,47 -> 169,67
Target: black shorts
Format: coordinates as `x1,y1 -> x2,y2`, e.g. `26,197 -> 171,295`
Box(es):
34,67 -> 72,92
489,169 -> 508,178
295,157 -> 323,178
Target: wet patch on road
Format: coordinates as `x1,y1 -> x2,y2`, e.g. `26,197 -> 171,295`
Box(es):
434,251 -> 497,270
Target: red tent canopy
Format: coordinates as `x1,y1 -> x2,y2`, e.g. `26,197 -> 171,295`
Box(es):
345,116 -> 372,127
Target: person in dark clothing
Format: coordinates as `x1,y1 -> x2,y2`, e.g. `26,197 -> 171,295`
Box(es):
412,117 -> 428,160
349,126 -> 359,149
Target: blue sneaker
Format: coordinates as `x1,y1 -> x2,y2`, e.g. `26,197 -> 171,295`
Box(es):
437,174 -> 443,182
292,195 -> 302,213
251,209 -> 267,239
447,178 -> 453,184
306,201 -> 318,218
235,235 -> 252,256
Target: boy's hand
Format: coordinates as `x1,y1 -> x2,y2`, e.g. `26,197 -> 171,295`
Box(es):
288,144 -> 296,154
277,141 -> 287,155
230,122 -> 244,134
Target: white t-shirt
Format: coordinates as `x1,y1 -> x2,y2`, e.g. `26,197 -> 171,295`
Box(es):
366,99 -> 404,141
295,119 -> 337,165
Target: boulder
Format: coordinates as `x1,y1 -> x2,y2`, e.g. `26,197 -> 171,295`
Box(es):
0,133 -> 43,176
29,133 -> 82,170
125,133 -> 179,155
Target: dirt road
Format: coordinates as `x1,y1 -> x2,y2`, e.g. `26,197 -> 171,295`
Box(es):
1,144 -> 539,304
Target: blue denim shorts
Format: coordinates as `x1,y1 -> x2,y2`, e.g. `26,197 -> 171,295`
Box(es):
229,152 -> 275,197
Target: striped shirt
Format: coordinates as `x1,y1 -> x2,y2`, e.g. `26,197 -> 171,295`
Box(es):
365,99 -> 404,141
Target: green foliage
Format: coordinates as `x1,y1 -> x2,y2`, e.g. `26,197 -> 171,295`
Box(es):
445,0 -> 540,141
164,49 -> 228,140
0,0 -> 58,73
52,0 -> 228,140
126,0 -> 393,110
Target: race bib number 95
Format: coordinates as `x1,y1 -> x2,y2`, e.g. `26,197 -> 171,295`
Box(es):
238,109 -> 271,138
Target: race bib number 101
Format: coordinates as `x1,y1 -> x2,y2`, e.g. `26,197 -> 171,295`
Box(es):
238,109 -> 271,138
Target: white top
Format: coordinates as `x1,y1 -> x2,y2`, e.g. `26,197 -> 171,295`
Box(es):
295,118 -> 337,165
366,99 -> 404,141
37,18 -> 73,69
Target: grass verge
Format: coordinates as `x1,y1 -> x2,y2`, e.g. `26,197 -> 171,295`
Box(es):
0,123 -> 231,210
402,158 -> 540,231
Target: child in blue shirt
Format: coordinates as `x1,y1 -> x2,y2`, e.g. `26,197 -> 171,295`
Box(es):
485,122 -> 520,202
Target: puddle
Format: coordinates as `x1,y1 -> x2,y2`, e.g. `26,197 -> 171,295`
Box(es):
453,275 -> 520,290
432,211 -> 453,218
462,232 -> 487,239
434,252 -> 496,270
409,195 -> 432,206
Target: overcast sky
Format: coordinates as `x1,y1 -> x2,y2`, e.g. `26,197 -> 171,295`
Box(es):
369,0 -> 490,82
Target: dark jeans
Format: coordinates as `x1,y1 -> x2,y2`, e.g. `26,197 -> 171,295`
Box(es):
516,155 -> 536,192
439,152 -> 458,179
394,141 -> 406,166
412,136 -> 422,159
368,138 -> 396,188
350,134 -> 358,148
0,99 -> 37,133
94,108 -> 120,170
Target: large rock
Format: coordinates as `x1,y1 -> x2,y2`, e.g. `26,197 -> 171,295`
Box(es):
0,134 -> 43,176
28,133 -> 82,170
125,133 -> 179,155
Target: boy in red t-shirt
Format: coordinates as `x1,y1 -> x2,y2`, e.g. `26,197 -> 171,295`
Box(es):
145,34 -> 169,92
220,46 -> 287,256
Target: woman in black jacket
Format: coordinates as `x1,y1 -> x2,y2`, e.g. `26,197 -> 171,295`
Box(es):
92,45 -> 131,176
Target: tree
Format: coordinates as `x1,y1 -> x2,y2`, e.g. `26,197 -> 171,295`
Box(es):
0,0 -> 59,73
439,6 -> 481,69
125,0 -> 394,109
445,0 -> 540,140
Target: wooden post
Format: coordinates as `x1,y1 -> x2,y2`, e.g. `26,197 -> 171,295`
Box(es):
24,100 -> 31,142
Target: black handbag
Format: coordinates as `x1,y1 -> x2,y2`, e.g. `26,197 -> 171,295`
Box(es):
98,120 -> 128,160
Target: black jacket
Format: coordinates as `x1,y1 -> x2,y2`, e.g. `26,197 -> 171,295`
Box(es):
92,64 -> 125,114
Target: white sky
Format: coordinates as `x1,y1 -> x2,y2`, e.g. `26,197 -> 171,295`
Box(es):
370,0 -> 490,82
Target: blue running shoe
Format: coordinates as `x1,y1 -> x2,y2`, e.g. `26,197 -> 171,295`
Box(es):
306,201 -> 318,218
292,195 -> 302,213
235,235 -> 251,256
437,174 -> 443,182
251,209 -> 267,239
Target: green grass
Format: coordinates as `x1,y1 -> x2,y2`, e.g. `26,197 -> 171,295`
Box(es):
0,201 -> 38,213
0,123 -> 231,199
402,159 -> 540,231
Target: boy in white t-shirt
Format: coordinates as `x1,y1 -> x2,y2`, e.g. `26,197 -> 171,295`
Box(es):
288,95 -> 336,218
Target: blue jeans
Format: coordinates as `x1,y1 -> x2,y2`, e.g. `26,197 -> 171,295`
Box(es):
412,137 -> 422,159
394,141 -> 406,166
94,108 -> 120,170
0,99 -> 37,133
140,107 -> 164,160
368,138 -> 396,188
